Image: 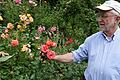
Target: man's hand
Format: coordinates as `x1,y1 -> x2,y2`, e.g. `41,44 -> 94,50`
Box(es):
46,50 -> 56,60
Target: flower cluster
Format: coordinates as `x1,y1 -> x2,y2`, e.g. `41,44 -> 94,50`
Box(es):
0,13 -> 34,60
19,14 -> 33,23
0,11 -> 75,63
17,14 -> 33,32
41,40 -> 57,60
1,23 -> 14,39
14,0 -> 37,6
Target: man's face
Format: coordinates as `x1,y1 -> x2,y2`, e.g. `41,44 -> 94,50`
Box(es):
96,10 -> 117,32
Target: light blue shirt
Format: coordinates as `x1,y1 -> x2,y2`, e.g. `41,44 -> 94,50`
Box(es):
72,28 -> 120,80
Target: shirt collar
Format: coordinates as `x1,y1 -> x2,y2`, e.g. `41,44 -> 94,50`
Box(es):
101,27 -> 120,41
114,27 -> 120,36
113,27 -> 120,40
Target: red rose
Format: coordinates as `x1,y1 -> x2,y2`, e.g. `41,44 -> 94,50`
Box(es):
11,39 -> 19,47
51,42 -> 57,47
46,40 -> 57,47
68,38 -> 74,43
64,38 -> 74,46
46,50 -> 56,60
46,40 -> 53,46
41,45 -> 49,53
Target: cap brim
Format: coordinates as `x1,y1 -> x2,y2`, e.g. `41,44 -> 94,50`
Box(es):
96,5 -> 113,11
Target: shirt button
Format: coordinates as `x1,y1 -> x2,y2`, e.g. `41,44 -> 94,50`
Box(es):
101,72 -> 103,74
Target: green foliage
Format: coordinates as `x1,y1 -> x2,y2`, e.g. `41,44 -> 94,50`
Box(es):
0,0 -> 103,79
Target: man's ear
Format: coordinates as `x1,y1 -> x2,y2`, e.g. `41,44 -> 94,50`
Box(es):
116,16 -> 120,20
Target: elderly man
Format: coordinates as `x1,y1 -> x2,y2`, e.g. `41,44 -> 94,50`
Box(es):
47,0 -> 120,80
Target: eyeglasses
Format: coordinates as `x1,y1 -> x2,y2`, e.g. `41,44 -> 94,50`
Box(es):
96,13 -> 116,19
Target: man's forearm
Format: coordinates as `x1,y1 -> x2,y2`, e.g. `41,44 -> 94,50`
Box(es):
53,53 -> 74,63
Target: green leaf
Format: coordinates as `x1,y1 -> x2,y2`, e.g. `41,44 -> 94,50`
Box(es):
0,47 -> 5,51
0,55 -> 13,62
30,73 -> 35,79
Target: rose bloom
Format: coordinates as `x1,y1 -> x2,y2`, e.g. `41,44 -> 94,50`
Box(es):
24,19 -> 30,25
4,29 -> 9,33
65,38 -> 74,46
29,0 -> 37,6
19,14 -> 27,21
46,50 -> 56,60
11,39 -> 19,47
50,26 -> 57,32
51,42 -> 57,47
27,14 -> 31,17
1,33 -> 9,39
29,17 -> 33,22
17,25 -> 22,29
5,34 -> 9,39
41,45 -> 49,53
67,38 -> 74,43
46,40 -> 53,46
7,23 -> 14,29
46,40 -> 57,47
1,33 -> 6,39
15,0 -> 21,4
21,45 -> 29,52
37,25 -> 45,33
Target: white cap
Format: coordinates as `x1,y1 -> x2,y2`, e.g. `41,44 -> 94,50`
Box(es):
96,0 -> 120,14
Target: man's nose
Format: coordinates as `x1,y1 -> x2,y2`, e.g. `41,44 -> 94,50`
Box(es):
96,17 -> 104,22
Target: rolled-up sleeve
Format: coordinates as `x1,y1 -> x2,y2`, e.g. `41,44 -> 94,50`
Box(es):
72,38 -> 89,63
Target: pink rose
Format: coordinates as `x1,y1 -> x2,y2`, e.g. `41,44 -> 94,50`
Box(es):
50,26 -> 57,32
46,50 -> 56,60
15,0 -> 22,4
41,45 -> 49,53
7,23 -> 14,30
11,39 -> 19,47
37,25 -> 45,33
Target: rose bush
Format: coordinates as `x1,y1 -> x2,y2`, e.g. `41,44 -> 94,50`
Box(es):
0,12 -> 85,80
0,0 -> 101,79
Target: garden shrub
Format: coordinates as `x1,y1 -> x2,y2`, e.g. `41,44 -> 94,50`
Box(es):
0,0 -> 104,79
